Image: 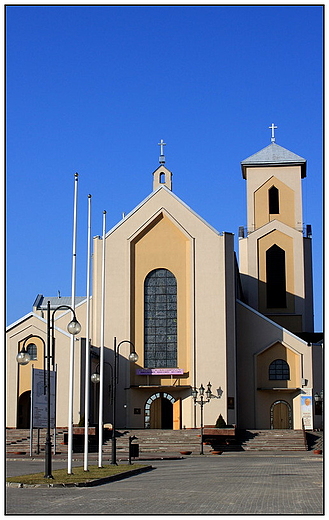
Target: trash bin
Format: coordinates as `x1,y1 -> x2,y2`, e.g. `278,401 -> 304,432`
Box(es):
130,443 -> 139,458
129,435 -> 139,463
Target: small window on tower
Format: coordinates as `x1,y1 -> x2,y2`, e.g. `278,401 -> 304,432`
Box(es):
269,186 -> 279,214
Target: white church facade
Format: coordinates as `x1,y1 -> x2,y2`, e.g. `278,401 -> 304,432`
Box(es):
6,133 -> 323,433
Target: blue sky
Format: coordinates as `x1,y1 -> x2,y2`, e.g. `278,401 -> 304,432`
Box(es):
6,5 -> 323,331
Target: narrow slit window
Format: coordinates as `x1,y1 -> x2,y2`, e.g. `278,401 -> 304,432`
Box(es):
269,186 -> 279,214
266,244 -> 286,308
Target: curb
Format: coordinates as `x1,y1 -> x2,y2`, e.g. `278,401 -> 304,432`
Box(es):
6,465 -> 154,488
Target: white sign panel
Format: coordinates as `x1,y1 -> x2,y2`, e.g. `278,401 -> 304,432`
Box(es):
136,368 -> 184,375
301,389 -> 313,430
32,368 -> 56,428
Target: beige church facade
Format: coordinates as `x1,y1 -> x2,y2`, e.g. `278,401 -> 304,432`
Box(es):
6,136 -> 323,433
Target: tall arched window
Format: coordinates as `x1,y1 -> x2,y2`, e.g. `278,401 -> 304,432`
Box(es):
266,244 -> 286,308
144,268 -> 177,368
269,186 -> 279,214
269,359 -> 290,380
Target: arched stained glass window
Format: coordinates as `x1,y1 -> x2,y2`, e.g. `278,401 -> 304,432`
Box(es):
269,359 -> 290,380
144,268 -> 177,368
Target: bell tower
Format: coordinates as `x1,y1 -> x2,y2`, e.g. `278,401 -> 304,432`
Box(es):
152,139 -> 173,191
238,125 -> 314,334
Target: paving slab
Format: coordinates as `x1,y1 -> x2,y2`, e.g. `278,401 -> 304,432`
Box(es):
5,451 -> 323,515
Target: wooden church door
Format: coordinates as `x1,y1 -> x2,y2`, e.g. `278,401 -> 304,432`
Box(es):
173,399 -> 181,430
272,401 -> 289,429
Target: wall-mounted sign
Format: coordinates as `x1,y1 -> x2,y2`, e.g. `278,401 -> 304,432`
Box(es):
136,368 -> 184,376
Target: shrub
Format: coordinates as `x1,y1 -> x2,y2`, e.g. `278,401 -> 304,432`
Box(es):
215,414 -> 227,428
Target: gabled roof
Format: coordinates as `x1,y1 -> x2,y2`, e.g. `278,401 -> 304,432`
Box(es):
6,311 -> 72,338
241,142 -> 306,179
105,185 -> 225,238
6,312 -> 36,332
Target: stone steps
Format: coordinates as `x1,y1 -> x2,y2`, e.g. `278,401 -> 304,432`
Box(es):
104,429 -> 210,457
239,429 -> 307,451
6,427 -> 310,456
6,428 -> 68,454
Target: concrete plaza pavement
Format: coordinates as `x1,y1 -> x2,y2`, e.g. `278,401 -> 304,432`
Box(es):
6,451 -> 323,515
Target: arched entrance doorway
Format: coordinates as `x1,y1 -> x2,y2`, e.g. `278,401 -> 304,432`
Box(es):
270,400 -> 292,429
144,392 -> 175,429
17,391 -> 31,428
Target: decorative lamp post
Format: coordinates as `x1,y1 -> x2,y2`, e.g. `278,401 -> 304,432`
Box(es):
192,382 -> 216,455
112,338 -> 138,465
91,339 -> 138,465
47,302 -> 81,478
17,302 -> 81,479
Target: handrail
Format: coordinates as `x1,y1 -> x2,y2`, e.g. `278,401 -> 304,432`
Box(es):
301,418 -> 308,450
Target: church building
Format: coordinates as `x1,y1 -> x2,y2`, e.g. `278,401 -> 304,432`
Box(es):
6,131 -> 323,433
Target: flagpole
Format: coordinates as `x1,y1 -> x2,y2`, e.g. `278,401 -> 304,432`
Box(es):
84,194 -> 92,472
98,210 -> 106,468
67,172 -> 79,475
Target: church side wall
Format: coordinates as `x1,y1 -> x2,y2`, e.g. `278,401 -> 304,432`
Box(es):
236,301 -> 313,430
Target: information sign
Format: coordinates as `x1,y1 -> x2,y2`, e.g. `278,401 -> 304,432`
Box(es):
32,368 -> 56,428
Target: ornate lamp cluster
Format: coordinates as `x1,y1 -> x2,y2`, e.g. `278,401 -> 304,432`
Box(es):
192,382 -> 219,455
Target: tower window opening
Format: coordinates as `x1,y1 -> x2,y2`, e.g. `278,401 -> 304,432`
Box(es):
266,244 -> 286,308
159,172 -> 166,184
144,268 -> 177,368
269,186 -> 279,214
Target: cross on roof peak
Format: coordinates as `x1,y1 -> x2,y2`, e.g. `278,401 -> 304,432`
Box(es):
269,123 -> 278,143
158,139 -> 166,164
